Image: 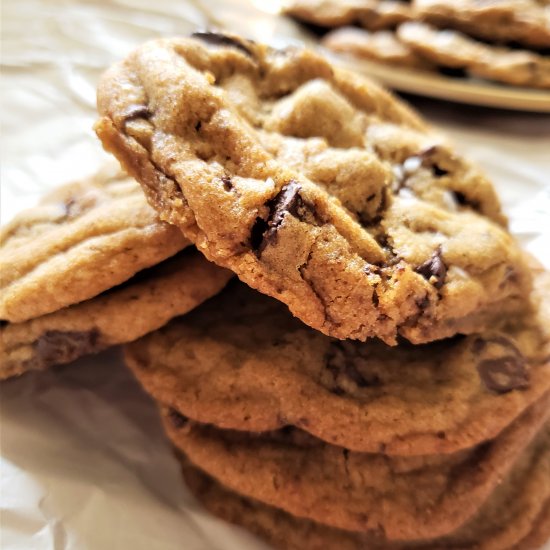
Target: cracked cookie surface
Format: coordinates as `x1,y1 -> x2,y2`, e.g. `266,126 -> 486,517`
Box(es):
178,423 -> 550,549
162,390 -> 550,540
0,164 -> 188,323
124,261 -> 550,455
97,33 -> 530,344
0,249 -> 232,380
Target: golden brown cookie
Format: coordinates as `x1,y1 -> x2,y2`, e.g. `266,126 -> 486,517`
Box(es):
282,0 -> 414,30
162,389 -> 550,540
124,261 -> 550,456
96,32 -> 530,344
0,249 -> 232,380
415,0 -> 550,50
398,22 -> 550,89
0,165 -> 188,323
178,423 -> 550,549
323,27 -> 432,68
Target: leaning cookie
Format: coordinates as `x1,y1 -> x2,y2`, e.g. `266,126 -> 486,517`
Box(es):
398,22 -> 550,89
414,0 -> 550,50
0,249 -> 232,380
161,389 -> 550,541
178,424 -> 550,549
282,0 -> 414,30
96,32 -> 531,344
0,164 -> 189,323
124,260 -> 550,456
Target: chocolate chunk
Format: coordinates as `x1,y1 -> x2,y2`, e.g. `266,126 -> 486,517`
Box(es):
473,335 -> 529,393
477,357 -> 529,394
438,66 -> 468,78
326,341 -> 381,393
221,175 -> 233,191
122,105 -> 151,121
168,408 -> 189,429
35,329 -> 100,368
452,191 -> 481,211
251,181 -> 303,256
191,31 -> 253,57
415,247 -> 447,289
432,165 -> 449,177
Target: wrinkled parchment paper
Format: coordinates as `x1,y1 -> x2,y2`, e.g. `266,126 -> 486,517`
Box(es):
1,1 -> 549,549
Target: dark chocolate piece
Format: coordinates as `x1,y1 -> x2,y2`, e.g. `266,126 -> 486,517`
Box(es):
415,247 -> 447,289
34,329 -> 100,369
168,408 -> 189,429
191,31 -> 253,57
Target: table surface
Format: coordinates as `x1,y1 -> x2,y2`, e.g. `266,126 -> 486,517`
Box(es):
1,1 -> 549,549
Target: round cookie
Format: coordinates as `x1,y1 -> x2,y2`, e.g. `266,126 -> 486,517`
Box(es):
96,32 -> 530,345
398,22 -> 550,89
282,0 -> 414,30
0,249 -> 232,380
415,0 -> 550,50
0,164 -> 188,323
323,27 -> 433,69
162,390 -> 550,540
178,423 -> 550,550
124,262 -> 550,455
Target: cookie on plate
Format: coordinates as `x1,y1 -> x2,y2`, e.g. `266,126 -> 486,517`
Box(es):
0,164 -> 188,323
178,423 -> 550,549
96,32 -> 531,344
282,0 -> 414,31
398,22 -> 550,89
161,388 -> 550,540
322,27 -> 432,69
0,249 -> 232,380
124,261 -> 550,455
415,0 -> 550,50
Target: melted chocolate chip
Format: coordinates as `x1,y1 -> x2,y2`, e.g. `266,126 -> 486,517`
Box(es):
415,247 -> 447,290
326,341 -> 381,393
35,329 -> 100,368
432,165 -> 449,177
452,191 -> 481,211
168,408 -> 189,429
0,320 -> 8,328
437,66 -> 468,78
122,105 -> 151,121
472,335 -> 529,393
477,357 -> 529,394
221,175 -> 233,191
191,31 -> 253,57
251,181 -> 304,256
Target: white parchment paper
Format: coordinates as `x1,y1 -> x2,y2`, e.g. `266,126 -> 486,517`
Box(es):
1,1 -> 549,549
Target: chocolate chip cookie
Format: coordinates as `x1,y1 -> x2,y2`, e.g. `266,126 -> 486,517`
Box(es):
398,22 -> 550,89
0,164 -> 188,323
124,260 -> 550,455
96,32 -> 530,344
0,249 -> 232,380
178,422 -> 550,549
415,0 -> 550,50
282,0 -> 414,31
162,389 -> 550,540
323,27 -> 433,68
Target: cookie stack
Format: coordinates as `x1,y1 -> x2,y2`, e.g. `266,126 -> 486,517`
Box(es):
0,165 -> 232,379
2,32 -> 549,549
283,0 -> 550,89
93,33 -> 550,549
